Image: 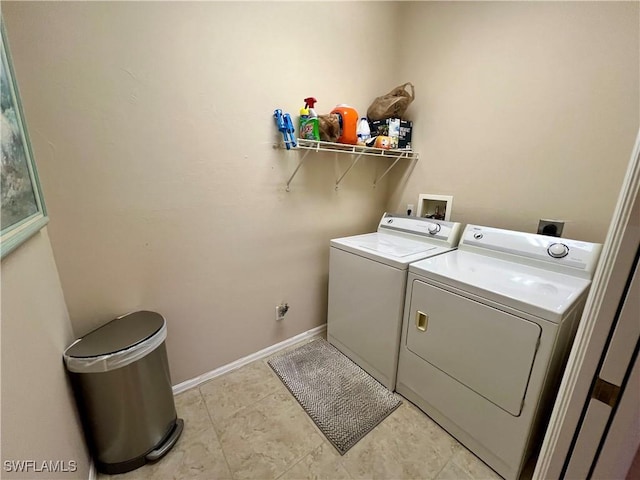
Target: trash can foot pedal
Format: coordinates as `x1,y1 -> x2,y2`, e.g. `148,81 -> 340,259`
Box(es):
146,418 -> 184,462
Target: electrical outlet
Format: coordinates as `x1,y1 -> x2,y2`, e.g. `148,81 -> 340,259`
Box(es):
538,219 -> 564,237
407,204 -> 415,216
275,303 -> 289,321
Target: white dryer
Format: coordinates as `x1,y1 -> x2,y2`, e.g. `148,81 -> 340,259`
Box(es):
396,224 -> 602,480
327,213 -> 462,390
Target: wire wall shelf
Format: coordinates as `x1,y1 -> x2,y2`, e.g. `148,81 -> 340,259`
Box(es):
280,139 -> 419,191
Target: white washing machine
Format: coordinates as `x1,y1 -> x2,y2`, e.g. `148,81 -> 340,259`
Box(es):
327,213 -> 462,390
396,224 -> 602,480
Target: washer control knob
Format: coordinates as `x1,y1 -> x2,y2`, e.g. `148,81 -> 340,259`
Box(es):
548,243 -> 569,258
473,233 -> 484,240
427,223 -> 441,234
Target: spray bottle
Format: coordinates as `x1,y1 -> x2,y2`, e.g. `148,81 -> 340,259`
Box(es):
299,97 -> 320,141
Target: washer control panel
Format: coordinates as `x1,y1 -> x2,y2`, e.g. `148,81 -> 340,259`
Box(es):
460,224 -> 602,277
379,213 -> 462,247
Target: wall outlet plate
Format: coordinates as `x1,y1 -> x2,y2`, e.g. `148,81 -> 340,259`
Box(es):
276,303 -> 289,321
407,204 -> 415,216
538,219 -> 564,237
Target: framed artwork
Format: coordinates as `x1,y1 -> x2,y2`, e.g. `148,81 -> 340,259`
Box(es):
1,18 -> 48,259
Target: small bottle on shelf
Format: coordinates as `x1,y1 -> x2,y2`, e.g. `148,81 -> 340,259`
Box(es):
356,118 -> 371,146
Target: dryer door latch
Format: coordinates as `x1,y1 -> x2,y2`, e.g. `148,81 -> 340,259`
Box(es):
591,377 -> 621,408
416,311 -> 429,332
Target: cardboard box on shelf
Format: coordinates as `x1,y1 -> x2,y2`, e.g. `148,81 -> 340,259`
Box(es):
368,118 -> 413,150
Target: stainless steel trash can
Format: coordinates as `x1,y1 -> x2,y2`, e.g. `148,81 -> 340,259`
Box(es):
63,311 -> 183,474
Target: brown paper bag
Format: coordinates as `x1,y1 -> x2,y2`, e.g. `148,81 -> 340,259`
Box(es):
366,82 -> 415,121
318,114 -> 340,142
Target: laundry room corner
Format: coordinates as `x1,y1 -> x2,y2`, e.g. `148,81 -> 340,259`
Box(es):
1,1 -> 638,479
1,229 -> 91,479
386,1 -> 639,243
1,0 -> 406,386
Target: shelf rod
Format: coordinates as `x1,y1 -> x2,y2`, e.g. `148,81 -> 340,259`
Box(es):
373,151 -> 409,187
285,149 -> 311,192
335,153 -> 364,190
281,138 -> 417,191
295,139 -> 415,159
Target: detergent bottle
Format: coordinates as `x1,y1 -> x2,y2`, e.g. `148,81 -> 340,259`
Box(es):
330,104 -> 359,145
357,117 -> 371,146
299,97 -> 320,141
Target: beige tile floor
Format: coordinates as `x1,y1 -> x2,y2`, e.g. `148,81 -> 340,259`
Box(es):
99,339 -> 502,480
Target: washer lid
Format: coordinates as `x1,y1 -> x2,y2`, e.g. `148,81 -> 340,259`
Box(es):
409,250 -> 592,322
331,232 -> 451,269
355,235 -> 439,257
65,310 -> 165,358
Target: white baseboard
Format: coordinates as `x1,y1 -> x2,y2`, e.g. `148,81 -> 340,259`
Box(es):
172,324 -> 327,395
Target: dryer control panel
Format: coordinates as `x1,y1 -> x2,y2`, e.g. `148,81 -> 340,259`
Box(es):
460,225 -> 603,278
379,213 -> 462,247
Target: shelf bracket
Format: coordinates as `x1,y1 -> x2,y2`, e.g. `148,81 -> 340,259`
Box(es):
281,138 -> 418,191
335,153 -> 364,190
285,149 -> 312,192
373,151 -> 412,187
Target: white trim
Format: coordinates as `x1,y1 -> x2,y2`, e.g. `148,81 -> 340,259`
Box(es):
172,325 -> 327,395
534,129 -> 640,479
87,460 -> 96,480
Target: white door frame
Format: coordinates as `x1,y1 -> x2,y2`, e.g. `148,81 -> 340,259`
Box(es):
534,129 -> 640,479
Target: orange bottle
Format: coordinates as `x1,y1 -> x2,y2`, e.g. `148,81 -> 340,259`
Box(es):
330,104 -> 359,144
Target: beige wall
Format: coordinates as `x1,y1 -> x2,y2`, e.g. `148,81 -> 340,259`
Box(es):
2,1 -> 402,384
3,1 -> 638,392
1,230 -> 89,479
389,1 -> 639,243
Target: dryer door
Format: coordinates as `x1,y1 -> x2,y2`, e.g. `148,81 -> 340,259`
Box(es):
407,279 -> 542,416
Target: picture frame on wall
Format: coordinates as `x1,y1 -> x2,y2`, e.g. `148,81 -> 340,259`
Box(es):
1,17 -> 48,259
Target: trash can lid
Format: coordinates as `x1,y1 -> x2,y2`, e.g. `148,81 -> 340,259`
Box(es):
65,310 -> 165,358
